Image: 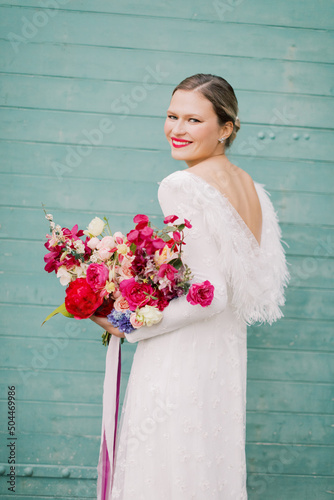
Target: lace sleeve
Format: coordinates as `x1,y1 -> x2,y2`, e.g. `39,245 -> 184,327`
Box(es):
124,175 -> 228,343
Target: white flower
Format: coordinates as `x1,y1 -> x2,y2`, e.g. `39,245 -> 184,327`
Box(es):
136,305 -> 163,327
73,240 -> 85,254
57,266 -> 72,286
90,252 -> 100,263
83,217 -> 105,237
117,243 -> 128,255
45,213 -> 53,221
73,264 -> 87,278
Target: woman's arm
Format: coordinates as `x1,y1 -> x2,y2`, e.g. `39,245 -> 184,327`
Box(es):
123,177 -> 228,343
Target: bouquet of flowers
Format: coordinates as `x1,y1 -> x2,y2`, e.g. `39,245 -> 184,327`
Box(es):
43,210 -> 214,345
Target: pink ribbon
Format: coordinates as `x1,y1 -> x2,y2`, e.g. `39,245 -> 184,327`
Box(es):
97,335 -> 121,499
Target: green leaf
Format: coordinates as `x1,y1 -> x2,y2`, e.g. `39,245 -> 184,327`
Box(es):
164,225 -> 177,232
177,223 -> 185,231
167,258 -> 182,270
160,233 -> 171,242
130,243 -> 137,254
42,302 -> 74,325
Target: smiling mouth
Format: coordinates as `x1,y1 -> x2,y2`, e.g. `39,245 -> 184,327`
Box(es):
171,137 -> 193,148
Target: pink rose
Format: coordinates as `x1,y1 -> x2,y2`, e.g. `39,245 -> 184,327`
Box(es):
186,280 -> 215,307
87,237 -> 100,250
86,263 -> 109,292
130,312 -> 144,329
164,215 -> 178,224
114,296 -> 130,312
119,257 -> 134,281
97,236 -> 116,260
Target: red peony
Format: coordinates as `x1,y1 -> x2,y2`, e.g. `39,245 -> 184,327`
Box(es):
119,278 -> 155,310
186,280 -> 215,307
65,278 -> 104,319
94,296 -> 115,317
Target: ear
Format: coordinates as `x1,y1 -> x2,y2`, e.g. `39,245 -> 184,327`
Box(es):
219,121 -> 234,140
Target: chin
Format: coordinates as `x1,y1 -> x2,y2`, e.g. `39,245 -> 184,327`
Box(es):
171,148 -> 194,162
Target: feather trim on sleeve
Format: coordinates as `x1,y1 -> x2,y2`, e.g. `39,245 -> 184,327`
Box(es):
159,171 -> 290,326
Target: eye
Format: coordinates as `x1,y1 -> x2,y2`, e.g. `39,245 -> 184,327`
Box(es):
189,118 -> 200,123
167,114 -> 177,120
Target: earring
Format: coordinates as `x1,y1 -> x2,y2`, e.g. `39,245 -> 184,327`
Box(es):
218,137 -> 225,144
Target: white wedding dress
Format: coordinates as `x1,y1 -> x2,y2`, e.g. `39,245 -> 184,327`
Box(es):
109,169 -> 290,500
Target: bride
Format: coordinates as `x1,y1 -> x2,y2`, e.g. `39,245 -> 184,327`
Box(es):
91,73 -> 289,499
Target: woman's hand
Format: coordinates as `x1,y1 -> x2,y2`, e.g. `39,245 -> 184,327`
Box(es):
90,315 -> 125,338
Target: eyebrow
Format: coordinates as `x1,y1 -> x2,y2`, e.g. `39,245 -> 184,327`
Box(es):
167,110 -> 204,119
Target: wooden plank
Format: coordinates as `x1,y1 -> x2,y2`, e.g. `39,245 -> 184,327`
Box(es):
1,0 -> 333,30
0,40 -> 333,96
1,305 -> 332,354
283,287 -> 334,320
1,6 -> 333,64
247,474 -> 334,500
1,74 -> 334,129
1,179 -> 334,230
0,207 -> 140,241
0,463 -> 97,480
246,412 -> 334,445
1,274 -> 333,321
246,443 -> 334,475
248,318 -> 334,352
1,208 -> 333,259
3,333 -> 334,382
0,432 -> 100,466
1,240 -> 333,288
1,108 -> 333,162
1,140 -> 334,195
1,367 -> 332,414
0,476 -> 97,497
248,348 -> 334,384
13,401 -> 334,446
1,172 -> 333,224
247,380 -> 334,414
1,335 -> 135,374
280,223 -> 334,257
0,367 -> 130,405
0,174 -> 160,214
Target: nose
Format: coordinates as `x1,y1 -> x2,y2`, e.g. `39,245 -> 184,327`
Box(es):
172,119 -> 186,136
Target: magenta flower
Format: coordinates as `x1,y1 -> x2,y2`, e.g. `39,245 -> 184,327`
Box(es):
186,280 -> 215,307
158,263 -> 178,281
164,215 -> 178,224
119,278 -> 155,310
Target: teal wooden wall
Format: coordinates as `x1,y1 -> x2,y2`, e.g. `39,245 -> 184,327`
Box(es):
0,1 -> 333,498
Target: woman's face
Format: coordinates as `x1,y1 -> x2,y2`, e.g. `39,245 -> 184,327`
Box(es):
164,89 -> 228,167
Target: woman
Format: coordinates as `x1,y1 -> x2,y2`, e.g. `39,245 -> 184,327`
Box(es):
92,74 -> 290,499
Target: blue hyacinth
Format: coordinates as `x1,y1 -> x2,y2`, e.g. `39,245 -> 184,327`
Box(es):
107,309 -> 135,334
